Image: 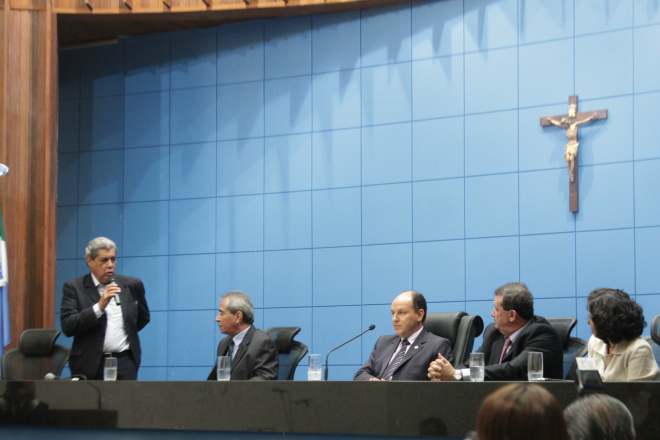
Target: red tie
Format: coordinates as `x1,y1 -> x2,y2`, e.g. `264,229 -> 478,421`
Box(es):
499,337 -> 511,364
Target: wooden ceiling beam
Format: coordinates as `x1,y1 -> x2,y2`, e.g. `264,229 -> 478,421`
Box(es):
54,0 -> 417,48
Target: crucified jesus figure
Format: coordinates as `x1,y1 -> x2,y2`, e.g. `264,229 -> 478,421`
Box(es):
542,102 -> 597,183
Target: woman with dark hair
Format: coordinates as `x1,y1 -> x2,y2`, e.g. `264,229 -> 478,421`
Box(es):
474,383 -> 569,440
587,288 -> 659,381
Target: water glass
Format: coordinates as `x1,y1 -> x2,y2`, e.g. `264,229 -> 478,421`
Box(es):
216,355 -> 231,381
308,354 -> 322,381
104,357 -> 118,381
469,352 -> 485,382
528,351 -> 544,381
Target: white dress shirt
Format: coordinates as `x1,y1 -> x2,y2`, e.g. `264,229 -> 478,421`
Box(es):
91,273 -> 130,353
230,326 -> 251,359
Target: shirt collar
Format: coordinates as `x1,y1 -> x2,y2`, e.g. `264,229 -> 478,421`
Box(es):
509,320 -> 531,344
403,326 -> 424,346
593,336 -> 632,355
91,273 -> 102,288
232,325 -> 251,347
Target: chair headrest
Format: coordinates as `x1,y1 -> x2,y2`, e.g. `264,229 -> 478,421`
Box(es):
652,315 -> 660,345
265,327 -> 301,354
19,328 -> 61,356
546,318 -> 577,350
424,312 -> 467,347
462,314 -> 485,338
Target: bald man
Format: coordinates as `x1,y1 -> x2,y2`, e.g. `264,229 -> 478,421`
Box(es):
354,291 -> 453,381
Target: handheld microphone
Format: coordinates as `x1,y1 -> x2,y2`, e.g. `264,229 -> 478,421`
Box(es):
324,324 -> 375,381
109,276 -> 121,305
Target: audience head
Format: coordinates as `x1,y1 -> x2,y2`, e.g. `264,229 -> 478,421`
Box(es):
391,291 -> 426,339
492,283 -> 534,336
587,288 -> 645,344
216,291 -> 254,337
564,394 -> 635,440
476,383 -> 569,440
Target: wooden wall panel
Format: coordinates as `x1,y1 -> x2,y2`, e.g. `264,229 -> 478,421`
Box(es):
0,1 -> 57,350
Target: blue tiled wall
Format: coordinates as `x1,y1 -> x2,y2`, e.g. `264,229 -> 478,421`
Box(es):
56,0 -> 660,380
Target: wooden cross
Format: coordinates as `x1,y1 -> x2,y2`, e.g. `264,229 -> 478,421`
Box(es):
540,95 -> 607,212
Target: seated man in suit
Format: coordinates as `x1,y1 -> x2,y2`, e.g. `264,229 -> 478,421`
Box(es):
354,290 -> 453,381
428,282 -> 563,381
207,291 -> 278,380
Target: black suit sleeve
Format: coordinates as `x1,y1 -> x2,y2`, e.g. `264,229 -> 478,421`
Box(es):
484,322 -> 563,381
60,280 -> 101,337
132,278 -> 150,332
354,339 -> 382,381
208,363 -> 218,380
355,332 -> 453,381
208,332 -> 279,381
248,336 -> 278,381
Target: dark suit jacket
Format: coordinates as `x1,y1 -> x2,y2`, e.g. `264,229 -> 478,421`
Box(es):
354,327 -> 453,381
207,326 -> 278,381
471,315 -> 563,380
60,273 -> 150,379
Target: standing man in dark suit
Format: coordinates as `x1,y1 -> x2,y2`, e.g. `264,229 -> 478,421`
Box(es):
428,282 -> 563,381
207,291 -> 278,380
354,291 -> 453,381
60,237 -> 150,380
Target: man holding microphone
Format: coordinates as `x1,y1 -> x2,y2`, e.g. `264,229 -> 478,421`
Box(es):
60,237 -> 150,380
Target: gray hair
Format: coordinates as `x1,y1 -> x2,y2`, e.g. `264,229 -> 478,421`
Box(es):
85,237 -> 117,260
221,291 -> 254,325
564,394 -> 635,440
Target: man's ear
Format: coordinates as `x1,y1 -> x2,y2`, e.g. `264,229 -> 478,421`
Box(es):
508,310 -> 517,322
418,309 -> 425,322
235,310 -> 243,323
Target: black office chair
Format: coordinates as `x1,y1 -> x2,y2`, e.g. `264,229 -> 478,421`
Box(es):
546,317 -> 577,347
424,312 -> 484,366
547,317 -> 588,380
1,328 -> 70,380
643,314 -> 660,369
265,327 -> 308,380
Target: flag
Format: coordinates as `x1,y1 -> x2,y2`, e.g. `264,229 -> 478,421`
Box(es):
0,202 -> 10,357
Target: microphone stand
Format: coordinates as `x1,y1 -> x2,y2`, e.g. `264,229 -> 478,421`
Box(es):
324,325 -> 375,381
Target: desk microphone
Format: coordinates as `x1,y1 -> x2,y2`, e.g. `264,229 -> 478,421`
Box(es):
108,276 -> 120,305
324,325 -> 375,381
45,373 -> 101,409
44,373 -> 87,381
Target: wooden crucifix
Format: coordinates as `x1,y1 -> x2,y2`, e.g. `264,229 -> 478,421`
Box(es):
540,95 -> 607,212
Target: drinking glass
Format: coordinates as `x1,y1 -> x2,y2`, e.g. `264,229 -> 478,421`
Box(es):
216,355 -> 231,381
469,352 -> 485,382
104,357 -> 118,381
308,354 -> 322,381
528,352 -> 544,381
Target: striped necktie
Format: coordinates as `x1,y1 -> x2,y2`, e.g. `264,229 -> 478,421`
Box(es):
381,339 -> 410,380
